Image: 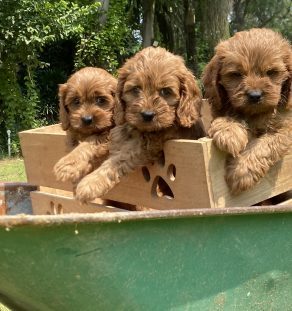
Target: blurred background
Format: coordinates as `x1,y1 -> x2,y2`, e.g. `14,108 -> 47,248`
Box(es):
0,0 -> 291,156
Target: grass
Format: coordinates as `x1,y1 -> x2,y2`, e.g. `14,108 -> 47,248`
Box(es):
0,157 -> 27,182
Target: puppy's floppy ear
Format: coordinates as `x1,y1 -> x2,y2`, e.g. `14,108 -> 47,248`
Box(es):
202,55 -> 228,115
176,70 -> 202,127
58,83 -> 70,131
280,76 -> 292,110
279,55 -> 292,110
113,72 -> 127,125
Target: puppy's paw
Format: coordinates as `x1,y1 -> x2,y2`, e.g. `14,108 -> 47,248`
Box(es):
54,157 -> 92,183
208,120 -> 248,157
225,155 -> 261,195
75,175 -> 108,203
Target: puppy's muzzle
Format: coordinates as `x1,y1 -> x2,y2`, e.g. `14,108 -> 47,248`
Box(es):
82,115 -> 93,125
247,90 -> 262,103
141,111 -> 155,122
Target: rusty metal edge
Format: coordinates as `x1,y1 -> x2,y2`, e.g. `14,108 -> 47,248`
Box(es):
1,205 -> 292,228
0,182 -> 37,191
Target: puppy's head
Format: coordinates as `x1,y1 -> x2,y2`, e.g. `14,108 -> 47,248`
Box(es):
202,28 -> 291,116
114,47 -> 202,131
58,67 -> 117,135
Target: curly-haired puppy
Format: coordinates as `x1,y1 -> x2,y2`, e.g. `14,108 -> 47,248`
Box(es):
202,28 -> 292,194
75,47 -> 205,202
54,67 -> 117,184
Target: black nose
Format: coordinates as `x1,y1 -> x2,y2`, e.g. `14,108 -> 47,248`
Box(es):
82,115 -> 93,125
247,90 -> 262,102
141,111 -> 155,122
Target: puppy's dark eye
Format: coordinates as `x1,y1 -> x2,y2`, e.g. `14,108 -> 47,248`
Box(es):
228,72 -> 242,78
96,97 -> 107,106
131,86 -> 141,95
159,88 -> 173,97
73,98 -> 80,106
267,69 -> 279,77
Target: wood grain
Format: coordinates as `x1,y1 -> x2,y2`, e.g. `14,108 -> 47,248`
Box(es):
19,124 -> 292,210
30,191 -> 125,215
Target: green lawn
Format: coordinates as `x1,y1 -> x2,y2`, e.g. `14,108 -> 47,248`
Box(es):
0,157 -> 27,182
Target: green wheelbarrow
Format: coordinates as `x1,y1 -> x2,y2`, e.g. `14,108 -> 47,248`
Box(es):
1,183 -> 292,310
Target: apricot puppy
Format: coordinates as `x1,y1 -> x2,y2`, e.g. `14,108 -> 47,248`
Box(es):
54,67 -> 117,184
202,28 -> 292,194
75,47 -> 205,203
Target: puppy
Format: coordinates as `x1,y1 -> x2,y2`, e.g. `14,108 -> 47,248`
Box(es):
202,28 -> 292,194
54,67 -> 117,184
75,47 -> 205,203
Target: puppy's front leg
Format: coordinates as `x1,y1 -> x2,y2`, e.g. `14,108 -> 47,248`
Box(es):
54,136 -> 108,183
75,137 -> 146,203
209,116 -> 249,157
225,130 -> 291,194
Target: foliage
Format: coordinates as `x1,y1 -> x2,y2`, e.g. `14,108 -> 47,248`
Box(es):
0,0 -> 101,154
0,0 -> 141,155
74,0 -> 139,72
129,0 -> 232,75
0,0 -> 291,157
230,0 -> 292,40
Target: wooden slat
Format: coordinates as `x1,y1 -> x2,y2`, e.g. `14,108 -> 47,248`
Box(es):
30,191 -> 125,215
277,199 -> 292,206
104,139 -> 212,209
19,124 -> 73,192
39,186 -> 74,197
19,125 -> 292,210
202,139 -> 292,207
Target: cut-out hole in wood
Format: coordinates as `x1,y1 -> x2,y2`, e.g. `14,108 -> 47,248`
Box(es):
167,164 -> 176,181
50,201 -> 55,215
50,201 -> 63,214
142,166 -> 151,182
157,151 -> 165,167
57,204 -> 63,214
152,176 -> 174,199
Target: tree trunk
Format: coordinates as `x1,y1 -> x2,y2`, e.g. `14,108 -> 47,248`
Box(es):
200,0 -> 232,57
99,0 -> 110,25
230,0 -> 250,34
183,0 -> 197,74
142,0 -> 155,47
156,5 -> 175,52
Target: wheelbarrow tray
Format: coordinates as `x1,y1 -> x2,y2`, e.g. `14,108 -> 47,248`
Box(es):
1,206 -> 292,311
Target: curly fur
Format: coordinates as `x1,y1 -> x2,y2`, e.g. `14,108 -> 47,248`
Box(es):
202,28 -> 292,194
54,67 -> 117,184
75,47 -> 206,202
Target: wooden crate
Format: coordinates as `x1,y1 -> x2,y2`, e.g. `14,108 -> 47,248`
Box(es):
19,122 -> 292,210
16,125 -> 129,214
30,190 -> 124,215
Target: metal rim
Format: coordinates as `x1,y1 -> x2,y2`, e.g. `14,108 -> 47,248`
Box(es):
1,205 -> 292,228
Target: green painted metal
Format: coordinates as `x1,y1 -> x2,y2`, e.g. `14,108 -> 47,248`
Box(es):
1,210 -> 292,311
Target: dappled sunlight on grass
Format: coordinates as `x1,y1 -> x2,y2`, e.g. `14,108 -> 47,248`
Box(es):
0,157 -> 27,182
